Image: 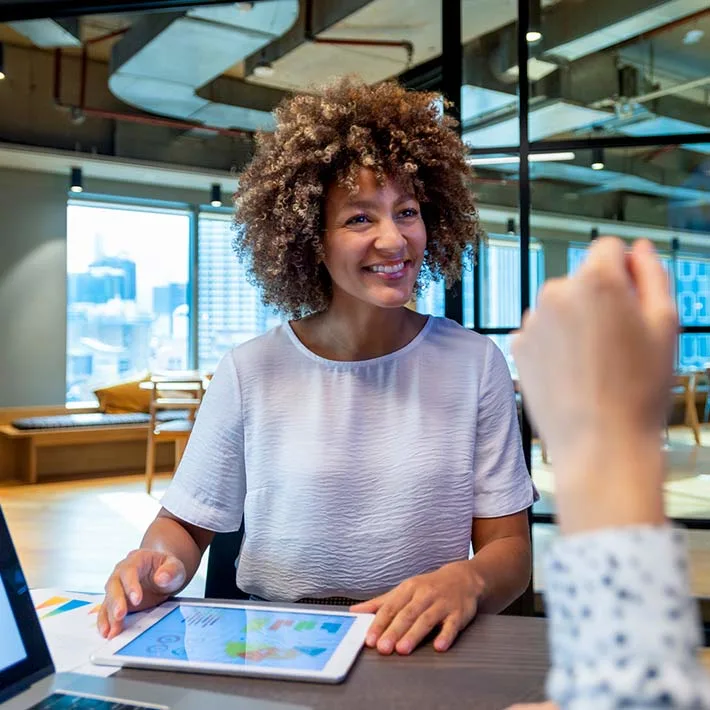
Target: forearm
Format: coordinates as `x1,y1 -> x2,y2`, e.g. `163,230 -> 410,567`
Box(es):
554,430 -> 665,535
140,513 -> 206,589
545,526 -> 710,709
468,535 -> 532,614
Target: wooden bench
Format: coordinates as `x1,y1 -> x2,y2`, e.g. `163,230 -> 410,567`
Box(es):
0,420 -> 183,484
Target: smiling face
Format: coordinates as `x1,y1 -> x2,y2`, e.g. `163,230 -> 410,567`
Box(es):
321,168 -> 427,311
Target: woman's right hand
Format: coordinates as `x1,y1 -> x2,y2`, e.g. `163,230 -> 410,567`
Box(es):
97,549 -> 186,638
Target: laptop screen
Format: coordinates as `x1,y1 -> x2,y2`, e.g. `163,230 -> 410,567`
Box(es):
0,506 -> 54,704
0,575 -> 28,671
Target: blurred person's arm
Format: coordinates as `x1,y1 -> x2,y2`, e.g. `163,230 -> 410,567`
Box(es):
508,238 -> 710,710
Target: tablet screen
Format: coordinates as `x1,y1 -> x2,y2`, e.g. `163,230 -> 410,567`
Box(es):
115,604 -> 357,671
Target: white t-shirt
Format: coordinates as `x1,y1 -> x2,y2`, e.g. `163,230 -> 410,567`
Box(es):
161,316 -> 536,602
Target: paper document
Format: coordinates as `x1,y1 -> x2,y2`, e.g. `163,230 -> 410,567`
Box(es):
31,588 -> 152,677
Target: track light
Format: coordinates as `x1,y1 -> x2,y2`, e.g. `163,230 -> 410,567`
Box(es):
590,227 -> 599,241
210,183 -> 222,207
69,167 -> 83,193
0,43 -> 5,81
591,147 -> 605,170
526,0 -> 543,43
671,237 -> 680,253
506,218 -> 516,235
467,151 -> 575,166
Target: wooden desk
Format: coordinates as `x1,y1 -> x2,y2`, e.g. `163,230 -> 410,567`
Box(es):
116,614 -> 549,709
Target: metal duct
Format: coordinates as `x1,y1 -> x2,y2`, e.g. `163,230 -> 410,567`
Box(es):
482,160 -> 710,206
108,1 -> 299,132
8,18 -> 80,47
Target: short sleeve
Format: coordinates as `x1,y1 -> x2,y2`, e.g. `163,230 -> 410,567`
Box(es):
471,339 -> 537,517
160,352 -> 246,533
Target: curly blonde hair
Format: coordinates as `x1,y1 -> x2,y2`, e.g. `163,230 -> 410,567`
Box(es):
233,77 -> 482,317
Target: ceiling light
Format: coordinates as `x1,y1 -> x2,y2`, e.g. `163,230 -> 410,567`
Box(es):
0,43 -> 5,81
683,29 -> 704,45
506,218 -> 516,235
527,0 -> 543,44
253,59 -> 274,78
467,151 -> 575,166
210,183 -> 222,207
590,227 -> 599,241
69,167 -> 83,193
591,147 -> 605,170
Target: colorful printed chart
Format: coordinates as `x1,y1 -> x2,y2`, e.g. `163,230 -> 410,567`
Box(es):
35,595 -> 101,619
30,588 -> 151,677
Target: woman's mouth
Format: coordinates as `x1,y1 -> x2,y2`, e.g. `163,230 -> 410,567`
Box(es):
363,260 -> 410,280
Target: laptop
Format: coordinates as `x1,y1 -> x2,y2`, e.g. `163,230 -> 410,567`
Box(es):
0,506 -> 306,710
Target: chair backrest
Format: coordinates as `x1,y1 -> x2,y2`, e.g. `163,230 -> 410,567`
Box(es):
205,521 -> 249,600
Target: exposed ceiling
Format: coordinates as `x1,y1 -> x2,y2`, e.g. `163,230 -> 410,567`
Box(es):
0,0 -> 709,231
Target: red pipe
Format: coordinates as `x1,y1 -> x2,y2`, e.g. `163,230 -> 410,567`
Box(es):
85,27 -> 129,45
78,106 -> 253,138
53,42 -> 250,139
309,37 -> 414,66
303,0 -> 413,66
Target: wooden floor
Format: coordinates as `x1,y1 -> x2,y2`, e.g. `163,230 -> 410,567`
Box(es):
0,473 -> 206,597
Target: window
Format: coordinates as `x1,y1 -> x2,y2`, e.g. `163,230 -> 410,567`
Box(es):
568,243 -> 710,370
197,214 -> 280,372
567,244 -> 589,275
480,235 -> 544,329
66,201 -> 191,404
676,254 -> 710,371
415,279 -> 446,317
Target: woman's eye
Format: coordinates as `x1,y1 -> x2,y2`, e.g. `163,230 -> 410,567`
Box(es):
399,208 -> 419,219
346,214 -> 370,226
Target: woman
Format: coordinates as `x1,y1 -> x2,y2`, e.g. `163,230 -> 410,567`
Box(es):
98,78 -> 536,656
509,238 -> 710,709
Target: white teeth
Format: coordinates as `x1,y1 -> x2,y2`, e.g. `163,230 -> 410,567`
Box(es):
369,261 -> 405,274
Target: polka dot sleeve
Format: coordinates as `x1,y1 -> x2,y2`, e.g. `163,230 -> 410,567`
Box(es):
544,526 -> 710,709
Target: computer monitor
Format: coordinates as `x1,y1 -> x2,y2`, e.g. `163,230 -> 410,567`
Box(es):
0,507 -> 54,703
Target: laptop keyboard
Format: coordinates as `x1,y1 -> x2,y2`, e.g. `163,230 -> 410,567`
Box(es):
29,693 -> 163,710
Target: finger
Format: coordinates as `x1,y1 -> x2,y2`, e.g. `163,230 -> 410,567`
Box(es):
118,564 -> 143,608
377,598 -> 433,655
433,613 -> 463,652
350,595 -> 385,614
363,590 -> 413,649
582,236 -> 628,282
151,557 -> 186,594
103,576 -> 128,639
393,605 -> 444,655
96,602 -> 110,638
628,240 -> 676,324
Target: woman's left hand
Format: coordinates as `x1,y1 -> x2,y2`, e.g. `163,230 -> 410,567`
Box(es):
350,560 -> 483,655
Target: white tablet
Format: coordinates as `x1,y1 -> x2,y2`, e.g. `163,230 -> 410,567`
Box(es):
91,601 -> 374,684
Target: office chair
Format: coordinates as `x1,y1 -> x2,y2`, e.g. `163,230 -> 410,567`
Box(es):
204,521 -> 249,600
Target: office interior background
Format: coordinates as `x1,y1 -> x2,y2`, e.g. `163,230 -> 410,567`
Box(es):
0,0 -> 708,625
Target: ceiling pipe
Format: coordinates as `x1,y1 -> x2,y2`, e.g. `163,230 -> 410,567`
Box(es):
53,47 -> 250,139
606,6 -> 710,52
304,0 -> 414,68
591,73 -> 710,108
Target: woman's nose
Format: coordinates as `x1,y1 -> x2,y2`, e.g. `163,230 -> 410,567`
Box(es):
375,218 -> 406,253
